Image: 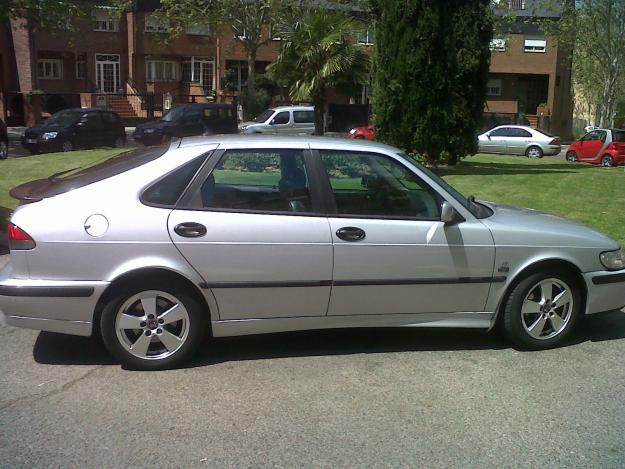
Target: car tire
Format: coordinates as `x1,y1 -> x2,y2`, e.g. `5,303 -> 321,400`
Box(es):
525,146 -> 543,158
502,270 -> 581,350
61,140 -> 73,152
113,136 -> 126,148
354,135 -> 365,139
0,140 -> 7,159
601,155 -> 615,167
100,280 -> 207,370
565,151 -> 578,162
161,133 -> 171,144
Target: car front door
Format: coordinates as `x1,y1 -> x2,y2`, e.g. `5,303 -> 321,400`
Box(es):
578,130 -> 607,161
314,148 -> 495,316
268,111 -> 292,134
168,145 -> 333,320
481,127 -> 508,154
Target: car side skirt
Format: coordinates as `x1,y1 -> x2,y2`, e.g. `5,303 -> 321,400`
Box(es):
210,311 -> 493,337
5,315 -> 92,336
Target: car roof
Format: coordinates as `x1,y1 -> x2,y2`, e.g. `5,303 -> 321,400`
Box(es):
172,103 -> 235,109
177,134 -> 401,153
492,125 -> 534,130
270,105 -> 314,111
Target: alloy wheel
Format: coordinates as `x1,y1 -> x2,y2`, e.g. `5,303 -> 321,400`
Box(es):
526,147 -> 542,158
602,156 -> 614,167
115,290 -> 190,360
566,151 -> 577,162
61,141 -> 73,152
520,278 -> 573,340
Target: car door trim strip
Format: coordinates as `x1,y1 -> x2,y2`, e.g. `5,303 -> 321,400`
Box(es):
0,285 -> 95,297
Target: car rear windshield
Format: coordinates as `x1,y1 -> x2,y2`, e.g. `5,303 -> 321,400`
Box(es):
612,130 -> 625,142
534,129 -> 556,138
12,145 -> 169,202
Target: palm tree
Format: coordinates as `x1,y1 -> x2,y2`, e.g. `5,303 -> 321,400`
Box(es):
267,9 -> 370,135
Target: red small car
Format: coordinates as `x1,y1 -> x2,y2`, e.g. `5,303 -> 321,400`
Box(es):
566,128 -> 625,167
348,125 -> 375,140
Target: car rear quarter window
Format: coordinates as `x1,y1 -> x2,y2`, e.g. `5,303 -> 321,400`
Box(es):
612,130 -> 625,142
142,154 -> 208,207
293,111 -> 314,124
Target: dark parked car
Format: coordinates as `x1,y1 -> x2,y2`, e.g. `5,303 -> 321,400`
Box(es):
0,119 -> 7,159
21,109 -> 126,154
133,103 -> 238,145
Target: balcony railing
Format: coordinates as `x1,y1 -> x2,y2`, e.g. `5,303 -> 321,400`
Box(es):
506,0 -> 526,9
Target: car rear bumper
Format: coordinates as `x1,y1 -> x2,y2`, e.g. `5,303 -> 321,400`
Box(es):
0,262 -> 109,336
543,145 -> 561,156
584,269 -> 625,314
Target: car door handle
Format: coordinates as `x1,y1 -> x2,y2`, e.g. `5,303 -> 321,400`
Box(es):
174,222 -> 207,238
336,227 -> 366,242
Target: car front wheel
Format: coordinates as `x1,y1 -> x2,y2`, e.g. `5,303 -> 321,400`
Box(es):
503,271 -> 581,350
61,140 -> 74,152
100,282 -> 206,370
565,151 -> 578,162
602,155 -> 615,167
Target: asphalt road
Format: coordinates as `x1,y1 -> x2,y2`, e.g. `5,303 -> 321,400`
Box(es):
1,257 -> 624,467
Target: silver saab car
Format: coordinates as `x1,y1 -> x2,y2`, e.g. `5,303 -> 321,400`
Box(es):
478,125 -> 561,158
1,136 -> 624,370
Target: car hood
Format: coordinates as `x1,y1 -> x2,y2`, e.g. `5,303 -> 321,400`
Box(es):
239,121 -> 262,128
480,201 -> 619,250
26,121 -> 70,134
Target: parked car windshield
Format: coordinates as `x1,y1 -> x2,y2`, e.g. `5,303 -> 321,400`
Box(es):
402,153 -> 492,219
43,110 -> 83,127
253,109 -> 275,123
612,130 -> 625,142
161,107 -> 187,122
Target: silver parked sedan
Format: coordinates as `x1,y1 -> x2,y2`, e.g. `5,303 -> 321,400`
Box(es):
1,136 -> 624,370
478,125 -> 561,158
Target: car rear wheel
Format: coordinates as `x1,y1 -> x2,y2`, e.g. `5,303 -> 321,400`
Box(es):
101,282 -> 206,370
503,271 -> 581,350
565,151 -> 578,162
525,146 -> 543,158
61,140 -> 73,152
601,155 -> 615,167
0,140 -> 7,159
113,136 -> 126,148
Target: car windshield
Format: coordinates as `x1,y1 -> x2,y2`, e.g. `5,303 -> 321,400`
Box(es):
612,130 -> 625,142
253,109 -> 275,123
535,128 -> 556,138
161,107 -> 187,122
401,153 -> 492,219
44,110 -> 83,127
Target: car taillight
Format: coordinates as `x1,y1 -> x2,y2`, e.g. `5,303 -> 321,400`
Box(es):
7,223 -> 36,250
549,138 -> 559,145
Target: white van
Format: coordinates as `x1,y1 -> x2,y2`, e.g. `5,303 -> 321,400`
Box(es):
239,106 -> 315,135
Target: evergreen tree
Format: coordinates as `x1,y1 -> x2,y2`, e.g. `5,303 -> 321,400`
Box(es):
371,0 -> 493,165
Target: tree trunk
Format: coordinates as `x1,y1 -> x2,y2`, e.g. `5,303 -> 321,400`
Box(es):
244,48 -> 257,120
313,95 -> 325,136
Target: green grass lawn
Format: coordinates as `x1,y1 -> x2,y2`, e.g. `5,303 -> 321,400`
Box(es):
1,151 -> 624,246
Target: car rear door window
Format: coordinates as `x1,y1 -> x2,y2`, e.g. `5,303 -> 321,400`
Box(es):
513,128 -> 532,137
318,150 -> 440,220
293,111 -> 314,123
198,149 -> 313,213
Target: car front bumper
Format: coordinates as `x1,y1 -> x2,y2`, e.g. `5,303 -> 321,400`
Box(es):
20,137 -> 62,153
0,261 -> 109,336
584,269 -> 625,314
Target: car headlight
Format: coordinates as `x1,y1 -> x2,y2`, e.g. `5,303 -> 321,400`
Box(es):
239,125 -> 248,131
349,128 -> 357,135
600,248 -> 625,271
41,132 -> 58,140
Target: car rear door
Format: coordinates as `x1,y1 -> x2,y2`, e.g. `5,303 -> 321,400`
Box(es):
314,147 -> 495,316
168,143 -> 333,320
179,108 -> 204,137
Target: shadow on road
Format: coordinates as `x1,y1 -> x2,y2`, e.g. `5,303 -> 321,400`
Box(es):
32,310 -> 625,368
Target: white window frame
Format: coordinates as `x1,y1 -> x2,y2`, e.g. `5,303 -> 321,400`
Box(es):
524,38 -> 546,53
186,23 -> 210,36
181,57 -> 215,89
76,54 -> 86,79
357,29 -> 374,45
489,38 -> 506,51
92,7 -> 119,32
486,78 -> 502,96
145,13 -> 170,33
38,59 -> 63,79
146,60 -> 180,82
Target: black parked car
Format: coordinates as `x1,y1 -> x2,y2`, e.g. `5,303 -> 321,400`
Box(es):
133,103 -> 238,145
0,119 -> 7,159
21,109 -> 126,154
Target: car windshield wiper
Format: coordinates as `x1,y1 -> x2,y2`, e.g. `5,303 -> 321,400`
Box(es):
47,167 -> 82,182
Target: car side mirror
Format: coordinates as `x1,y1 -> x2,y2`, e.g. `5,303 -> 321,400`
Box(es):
441,202 -> 463,225
270,118 -> 276,125
486,133 -> 491,140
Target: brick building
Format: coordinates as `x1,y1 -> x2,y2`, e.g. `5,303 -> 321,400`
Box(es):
0,0 -> 573,136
